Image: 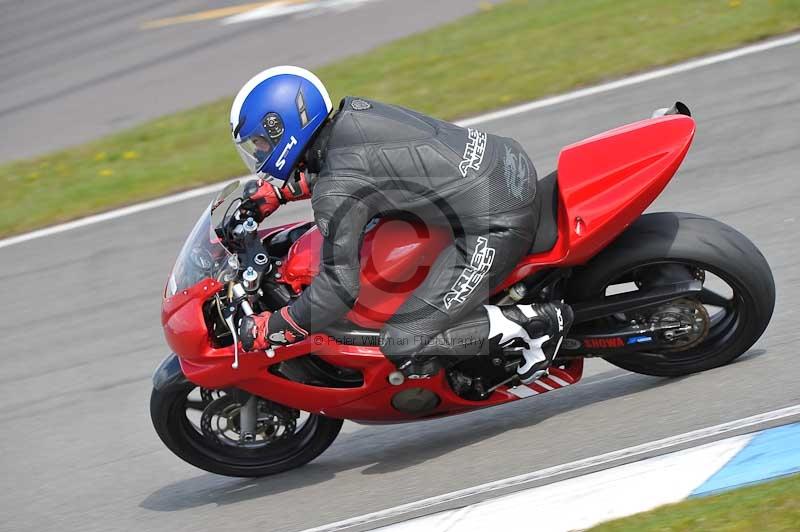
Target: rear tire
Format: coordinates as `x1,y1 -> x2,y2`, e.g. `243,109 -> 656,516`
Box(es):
151,384 -> 343,477
566,212 -> 775,377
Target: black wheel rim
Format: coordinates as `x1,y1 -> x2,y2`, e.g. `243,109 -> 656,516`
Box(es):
593,259 -> 748,367
175,388 -> 321,469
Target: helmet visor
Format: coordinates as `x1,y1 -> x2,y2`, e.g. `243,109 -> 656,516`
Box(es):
235,135 -> 275,174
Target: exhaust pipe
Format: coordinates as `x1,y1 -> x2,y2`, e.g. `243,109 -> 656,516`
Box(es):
652,101 -> 691,118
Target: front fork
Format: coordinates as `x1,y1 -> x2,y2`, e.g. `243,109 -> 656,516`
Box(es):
225,281 -> 270,441
239,394 -> 259,443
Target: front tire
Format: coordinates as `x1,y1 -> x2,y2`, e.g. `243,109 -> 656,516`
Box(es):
150,384 -> 343,477
567,212 -> 775,377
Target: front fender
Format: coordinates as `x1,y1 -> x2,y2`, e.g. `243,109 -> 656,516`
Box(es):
152,353 -> 191,392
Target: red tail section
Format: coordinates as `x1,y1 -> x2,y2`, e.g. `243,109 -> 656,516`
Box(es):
503,114 -> 695,287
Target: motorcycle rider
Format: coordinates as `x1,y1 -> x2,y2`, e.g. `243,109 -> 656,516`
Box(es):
233,66 -> 573,382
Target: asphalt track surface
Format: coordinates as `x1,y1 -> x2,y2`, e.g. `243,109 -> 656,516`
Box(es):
0,0 -> 493,163
1,38 -> 799,532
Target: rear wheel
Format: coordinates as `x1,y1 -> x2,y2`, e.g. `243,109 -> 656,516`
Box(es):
566,212 -> 775,377
150,384 -> 342,477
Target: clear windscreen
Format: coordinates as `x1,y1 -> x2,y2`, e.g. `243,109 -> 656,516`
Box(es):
165,181 -> 242,297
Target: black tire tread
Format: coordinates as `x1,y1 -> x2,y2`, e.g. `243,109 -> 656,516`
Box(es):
566,212 -> 775,376
150,385 -> 343,477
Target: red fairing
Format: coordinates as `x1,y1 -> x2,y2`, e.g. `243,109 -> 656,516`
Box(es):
162,277 -> 222,359
161,277 -> 583,420
162,290 -> 586,420
160,113 -> 695,422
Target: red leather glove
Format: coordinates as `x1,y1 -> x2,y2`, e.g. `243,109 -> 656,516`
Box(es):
238,308 -> 307,352
238,311 -> 272,352
242,178 -> 282,221
242,172 -> 312,221
281,171 -> 313,202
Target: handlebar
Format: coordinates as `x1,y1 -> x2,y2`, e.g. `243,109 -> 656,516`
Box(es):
215,197 -> 278,369
225,281 -> 276,369
222,283 -> 251,369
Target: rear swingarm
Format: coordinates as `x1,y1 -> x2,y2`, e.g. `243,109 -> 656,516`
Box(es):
559,323 -> 675,356
571,280 -> 701,323
561,280 -> 703,356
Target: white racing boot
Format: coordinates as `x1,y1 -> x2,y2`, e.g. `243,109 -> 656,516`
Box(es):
484,301 -> 574,383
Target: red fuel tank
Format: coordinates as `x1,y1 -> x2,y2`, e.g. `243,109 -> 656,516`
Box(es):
280,218 -> 451,328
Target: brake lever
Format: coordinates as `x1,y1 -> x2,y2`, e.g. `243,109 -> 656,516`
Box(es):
224,283 -> 276,368
221,283 -> 253,369
223,307 -> 240,369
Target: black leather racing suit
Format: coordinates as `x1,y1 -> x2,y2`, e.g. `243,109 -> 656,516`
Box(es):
289,97 -> 539,364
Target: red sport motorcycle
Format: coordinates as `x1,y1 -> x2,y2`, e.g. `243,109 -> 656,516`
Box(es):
151,103 -> 774,477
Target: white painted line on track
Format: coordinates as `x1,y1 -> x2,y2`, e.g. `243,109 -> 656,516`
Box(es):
222,1 -> 319,25
458,32 -> 800,127
222,0 -> 380,25
300,404 -> 800,532
0,182 -> 230,250
2,32 -> 798,251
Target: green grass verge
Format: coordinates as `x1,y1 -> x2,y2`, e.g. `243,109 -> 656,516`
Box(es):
2,0 -> 799,237
590,473 -> 800,531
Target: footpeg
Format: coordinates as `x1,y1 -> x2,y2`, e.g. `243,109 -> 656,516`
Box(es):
520,369 -> 548,385
398,358 -> 440,379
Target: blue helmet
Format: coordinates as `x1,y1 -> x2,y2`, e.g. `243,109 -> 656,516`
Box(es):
230,66 -> 333,184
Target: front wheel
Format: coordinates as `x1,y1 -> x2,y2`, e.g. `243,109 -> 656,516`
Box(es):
150,384 -> 343,477
566,212 -> 775,377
